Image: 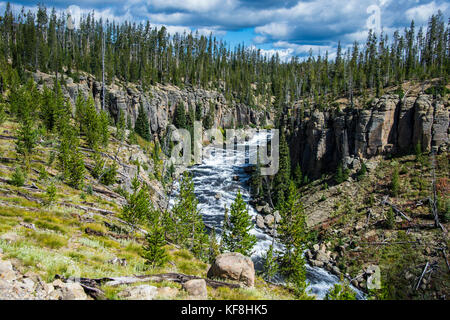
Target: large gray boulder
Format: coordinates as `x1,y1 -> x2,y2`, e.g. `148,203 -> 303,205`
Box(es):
207,252 -> 255,287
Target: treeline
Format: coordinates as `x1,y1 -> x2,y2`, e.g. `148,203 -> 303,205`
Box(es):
0,2 -> 448,111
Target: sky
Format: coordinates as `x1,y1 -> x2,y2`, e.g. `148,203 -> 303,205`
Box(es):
1,0 -> 449,60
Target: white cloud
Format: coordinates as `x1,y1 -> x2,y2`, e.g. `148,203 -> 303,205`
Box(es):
255,22 -> 289,38
405,1 -> 448,23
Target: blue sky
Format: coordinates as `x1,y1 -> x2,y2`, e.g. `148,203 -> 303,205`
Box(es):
1,0 -> 449,60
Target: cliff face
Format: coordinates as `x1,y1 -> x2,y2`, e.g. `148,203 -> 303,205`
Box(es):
290,93 -> 449,179
33,71 -> 270,139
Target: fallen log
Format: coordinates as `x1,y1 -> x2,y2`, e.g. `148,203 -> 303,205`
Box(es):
381,196 -> 412,221
92,273 -> 241,290
60,202 -> 116,215
415,261 -> 429,290
0,134 -> 17,140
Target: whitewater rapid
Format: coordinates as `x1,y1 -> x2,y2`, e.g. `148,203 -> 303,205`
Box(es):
170,130 -> 364,299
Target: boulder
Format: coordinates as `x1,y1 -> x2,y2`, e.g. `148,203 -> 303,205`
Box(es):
183,279 -> 207,299
156,287 -> 179,299
264,214 -> 275,227
0,260 -> 16,282
256,215 -> 265,229
273,211 -> 281,223
315,250 -> 330,264
310,260 -> 324,267
207,252 -> 255,287
60,283 -> 89,300
117,285 -> 158,300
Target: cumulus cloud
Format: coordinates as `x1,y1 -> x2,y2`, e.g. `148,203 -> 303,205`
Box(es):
405,1 -> 449,23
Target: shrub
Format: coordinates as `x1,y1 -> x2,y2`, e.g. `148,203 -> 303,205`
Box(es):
10,167 -> 26,187
390,167 -> 400,197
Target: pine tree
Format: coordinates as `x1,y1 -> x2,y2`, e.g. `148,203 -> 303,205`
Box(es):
142,223 -> 168,268
278,181 -> 308,296
116,109 -> 126,141
293,163 -> 303,188
208,228 -> 221,263
173,101 -> 186,129
121,176 -> 152,231
171,171 -> 208,259
135,103 -> 150,141
391,166 -> 400,197
222,190 -> 257,256
325,280 -> 357,300
274,131 -> 290,207
15,116 -> 38,160
262,244 -> 278,282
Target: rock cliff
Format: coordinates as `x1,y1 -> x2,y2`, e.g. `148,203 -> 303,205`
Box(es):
33,71 -> 271,139
290,93 -> 449,179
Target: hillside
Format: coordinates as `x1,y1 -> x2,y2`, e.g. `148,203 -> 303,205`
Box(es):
0,118 -> 294,300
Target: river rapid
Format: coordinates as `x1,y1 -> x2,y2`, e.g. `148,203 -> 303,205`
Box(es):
170,130 -> 364,299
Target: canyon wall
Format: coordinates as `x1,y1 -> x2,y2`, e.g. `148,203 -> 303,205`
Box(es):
290,93 -> 449,179
33,71 -> 270,139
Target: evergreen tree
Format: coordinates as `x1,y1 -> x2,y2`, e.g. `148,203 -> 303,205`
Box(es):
171,171 -> 208,259
293,163 -> 303,188
262,244 -> 278,282
142,223 -> 168,268
278,181 -> 308,296
135,103 -> 151,141
173,102 -> 187,129
325,280 -> 357,300
116,109 -> 126,141
274,131 -> 290,207
121,176 -> 152,231
391,166 -> 400,197
222,190 -> 257,256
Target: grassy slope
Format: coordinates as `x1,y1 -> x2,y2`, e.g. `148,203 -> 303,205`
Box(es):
300,152 -> 449,299
0,118 -> 294,300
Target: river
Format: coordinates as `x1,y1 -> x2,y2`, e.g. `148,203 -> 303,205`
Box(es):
170,130 -> 364,299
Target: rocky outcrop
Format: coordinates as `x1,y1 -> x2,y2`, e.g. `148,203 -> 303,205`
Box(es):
291,93 -> 449,179
0,256 -> 90,300
207,252 -> 255,287
32,71 -> 271,139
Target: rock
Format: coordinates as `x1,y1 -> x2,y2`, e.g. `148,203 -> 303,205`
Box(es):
331,266 -> 341,276
156,287 -> 179,299
273,211 -> 281,223
261,204 -> 272,215
0,232 -> 19,243
310,260 -> 324,267
107,257 -> 127,266
315,250 -> 330,264
215,193 -> 221,200
60,283 -> 89,300
366,265 -> 378,274
264,214 -> 275,227
207,252 -> 255,287
232,175 -> 240,181
256,215 -> 265,229
183,279 -> 207,299
405,272 -> 414,280
312,244 -> 320,252
20,278 -> 36,291
117,285 -> 158,300
305,249 -> 313,260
